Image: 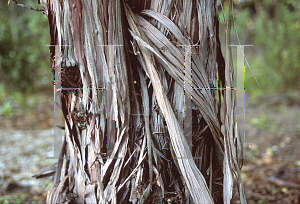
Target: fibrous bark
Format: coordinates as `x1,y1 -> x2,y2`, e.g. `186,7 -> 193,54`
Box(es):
38,0 -> 245,203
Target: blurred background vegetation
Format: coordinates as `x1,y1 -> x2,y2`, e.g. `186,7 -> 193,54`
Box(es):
0,0 -> 51,118
0,0 -> 299,115
219,0 -> 300,101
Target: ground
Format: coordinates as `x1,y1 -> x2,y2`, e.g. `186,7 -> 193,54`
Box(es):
0,91 -> 300,203
233,91 -> 300,204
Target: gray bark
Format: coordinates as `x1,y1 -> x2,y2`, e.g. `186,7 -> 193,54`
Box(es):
38,0 -> 245,203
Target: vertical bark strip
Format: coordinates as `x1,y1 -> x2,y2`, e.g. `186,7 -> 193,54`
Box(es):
223,1 -> 247,203
138,68 -> 153,190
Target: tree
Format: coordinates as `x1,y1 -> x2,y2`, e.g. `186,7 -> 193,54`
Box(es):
18,0 -> 246,203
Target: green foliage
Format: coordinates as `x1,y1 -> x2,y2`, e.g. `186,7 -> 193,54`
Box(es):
0,0 -> 50,94
0,193 -> 29,204
295,160 -> 300,167
250,114 -> 275,131
218,4 -> 229,27
253,0 -> 300,91
240,1 -> 300,98
0,101 -> 13,116
219,1 -> 300,99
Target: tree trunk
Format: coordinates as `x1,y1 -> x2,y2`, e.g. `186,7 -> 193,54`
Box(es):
39,0 -> 245,203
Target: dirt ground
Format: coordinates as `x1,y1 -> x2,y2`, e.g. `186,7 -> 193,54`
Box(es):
232,91 -> 300,204
0,91 -> 300,203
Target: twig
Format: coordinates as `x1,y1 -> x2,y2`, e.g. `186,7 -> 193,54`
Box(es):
11,0 -> 44,11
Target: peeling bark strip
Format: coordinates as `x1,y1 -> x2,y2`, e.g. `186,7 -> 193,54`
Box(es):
137,68 -> 153,190
38,0 -> 245,203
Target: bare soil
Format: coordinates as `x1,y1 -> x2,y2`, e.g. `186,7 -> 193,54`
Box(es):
233,92 -> 300,204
